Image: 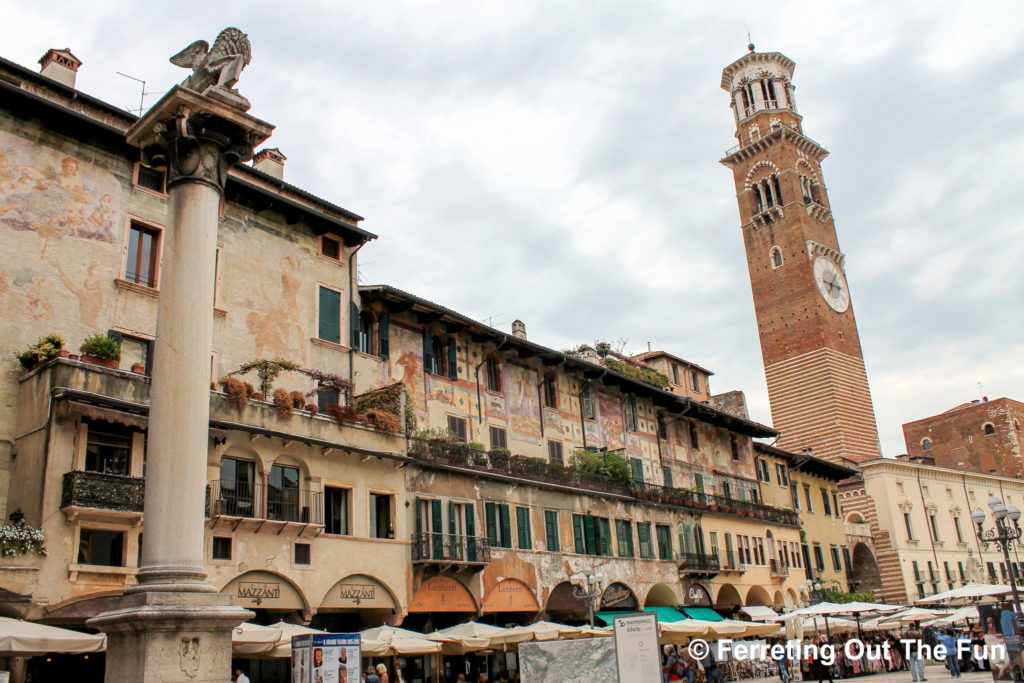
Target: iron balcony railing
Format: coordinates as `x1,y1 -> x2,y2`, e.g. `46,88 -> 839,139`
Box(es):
411,531 -> 491,565
206,480 -> 322,525
61,470 -> 145,513
679,552 -> 721,574
722,123 -> 828,158
770,559 -> 789,577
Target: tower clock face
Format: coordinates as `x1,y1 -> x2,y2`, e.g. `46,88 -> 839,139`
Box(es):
812,256 -> 850,312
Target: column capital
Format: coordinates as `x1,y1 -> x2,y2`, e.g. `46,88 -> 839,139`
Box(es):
126,85 -> 274,193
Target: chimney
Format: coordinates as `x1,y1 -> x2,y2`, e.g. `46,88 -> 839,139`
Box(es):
511,319 -> 527,340
39,48 -> 82,89
253,148 -> 286,180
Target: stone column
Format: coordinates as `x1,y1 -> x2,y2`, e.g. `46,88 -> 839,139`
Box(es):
88,85 -> 274,683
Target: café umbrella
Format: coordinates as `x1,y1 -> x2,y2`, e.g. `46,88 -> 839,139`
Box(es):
0,617 -> 106,656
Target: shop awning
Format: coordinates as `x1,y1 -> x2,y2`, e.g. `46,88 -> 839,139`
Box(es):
595,611 -> 632,626
644,606 -> 687,623
740,605 -> 780,621
682,607 -> 723,621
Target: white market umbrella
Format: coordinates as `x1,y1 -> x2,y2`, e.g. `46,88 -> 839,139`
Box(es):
801,616 -> 860,634
876,607 -> 952,629
925,605 -> 981,626
358,625 -> 442,656
428,622 -> 518,653
488,621 -> 584,645
264,621 -> 325,658
0,617 -> 106,656
915,583 -> 1011,605
232,622 -> 283,655
836,601 -> 903,614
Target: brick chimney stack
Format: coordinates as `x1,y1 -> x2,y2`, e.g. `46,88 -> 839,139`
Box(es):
253,147 -> 286,180
511,320 -> 527,340
39,48 -> 82,89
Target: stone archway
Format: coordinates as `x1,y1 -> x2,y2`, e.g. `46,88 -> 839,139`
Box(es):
644,583 -> 679,608
772,591 -> 785,610
746,585 -> 771,606
851,542 -> 883,595
716,583 -> 742,609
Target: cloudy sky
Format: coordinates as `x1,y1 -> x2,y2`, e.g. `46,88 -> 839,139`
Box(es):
4,1 -> 1022,457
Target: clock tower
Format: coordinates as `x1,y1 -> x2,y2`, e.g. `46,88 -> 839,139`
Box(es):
720,47 -> 882,464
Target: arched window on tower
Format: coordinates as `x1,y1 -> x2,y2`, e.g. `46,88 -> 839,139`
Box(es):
770,246 -> 783,269
800,175 -> 813,204
922,438 -> 932,451
761,79 -> 778,108
984,423 -> 996,436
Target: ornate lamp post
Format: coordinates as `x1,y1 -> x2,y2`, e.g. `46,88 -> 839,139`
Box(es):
569,570 -> 605,627
972,496 -> 1024,683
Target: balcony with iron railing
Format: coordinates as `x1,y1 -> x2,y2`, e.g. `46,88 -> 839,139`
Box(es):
769,558 -> 789,579
410,531 -> 491,568
206,480 -> 322,526
61,470 -> 145,515
720,549 -> 744,573
722,123 -> 828,160
678,552 -> 721,577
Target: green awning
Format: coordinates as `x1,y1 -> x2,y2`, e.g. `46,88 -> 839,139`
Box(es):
644,606 -> 687,623
682,607 -> 723,621
595,611 -> 633,625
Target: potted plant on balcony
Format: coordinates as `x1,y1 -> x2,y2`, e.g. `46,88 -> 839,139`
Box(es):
79,334 -> 120,368
13,332 -> 66,370
130,362 -> 145,374
487,448 -> 511,470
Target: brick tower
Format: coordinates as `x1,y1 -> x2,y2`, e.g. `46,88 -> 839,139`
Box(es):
720,46 -> 882,465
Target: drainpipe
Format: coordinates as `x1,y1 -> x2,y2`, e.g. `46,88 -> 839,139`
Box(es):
347,241 -> 367,394
474,335 -> 508,424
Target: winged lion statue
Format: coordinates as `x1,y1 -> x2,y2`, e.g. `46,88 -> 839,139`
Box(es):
170,27 -> 252,92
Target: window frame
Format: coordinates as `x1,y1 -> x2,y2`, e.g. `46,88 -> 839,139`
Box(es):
119,215 -> 164,291
316,283 -> 344,345
489,426 -> 508,450
624,396 -> 639,432
131,161 -> 167,197
544,510 -> 560,552
77,527 -> 126,567
324,485 -> 351,536
211,535 -> 232,562
318,234 -> 343,263
485,356 -> 502,393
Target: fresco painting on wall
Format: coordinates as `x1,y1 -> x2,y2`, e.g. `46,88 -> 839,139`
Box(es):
506,364 -> 541,445
485,396 -> 507,422
597,393 -> 623,450
392,327 -> 426,415
0,131 -> 121,247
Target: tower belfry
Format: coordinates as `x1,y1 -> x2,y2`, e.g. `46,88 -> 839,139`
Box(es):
720,49 -> 882,465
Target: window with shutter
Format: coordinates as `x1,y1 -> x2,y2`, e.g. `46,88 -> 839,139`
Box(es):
318,286 -> 341,344
624,396 -> 638,432
498,504 -> 512,548
581,384 -> 595,419
630,458 -> 644,483
485,502 -> 497,546
583,515 -> 597,555
489,427 -> 508,450
350,301 -> 362,350
656,524 -> 671,560
597,518 -> 612,556
662,466 -> 673,489
516,507 -> 531,550
422,330 -> 434,374
377,312 -> 390,358
616,520 -> 634,558
637,522 -> 652,559
572,514 -> 585,554
545,510 -> 560,552
447,338 -> 458,380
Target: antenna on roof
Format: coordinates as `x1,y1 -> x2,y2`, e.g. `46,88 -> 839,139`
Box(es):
483,314 -> 504,328
116,71 -> 160,116
646,341 -> 652,352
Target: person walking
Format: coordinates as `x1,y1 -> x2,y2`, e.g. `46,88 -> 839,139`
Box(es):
234,669 -> 250,683
904,623 -> 926,682
814,636 -> 834,683
366,664 -> 381,683
663,644 -> 681,682
377,663 -> 391,683
938,628 -> 961,678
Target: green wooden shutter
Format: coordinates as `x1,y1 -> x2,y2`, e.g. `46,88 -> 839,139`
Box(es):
415,497 -> 423,534
516,507 -> 531,550
447,338 -> 458,380
573,514 -> 585,554
350,301 -> 360,349
498,504 -> 512,548
378,312 -> 390,359
616,520 -> 627,556
448,501 -> 456,535
638,523 -> 652,559
662,466 -> 673,489
582,386 -> 594,419
597,518 -> 611,556
318,287 -> 341,343
431,498 -> 443,559
465,503 -> 477,562
485,502 -> 497,545
545,511 -> 559,552
630,458 -> 644,483
583,515 -> 597,555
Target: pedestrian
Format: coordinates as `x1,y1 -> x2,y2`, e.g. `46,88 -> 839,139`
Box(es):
366,664 -> 381,683
937,627 -> 961,678
234,669 -> 250,683
903,622 -> 926,682
774,645 -> 791,683
377,663 -> 390,683
663,644 -> 681,682
700,643 -> 723,683
814,636 -> 834,683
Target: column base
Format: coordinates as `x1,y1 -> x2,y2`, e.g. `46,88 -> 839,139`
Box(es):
88,591 -> 253,683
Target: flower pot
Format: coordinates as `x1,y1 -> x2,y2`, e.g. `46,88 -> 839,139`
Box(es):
69,354 -> 80,361
59,349 -> 71,358
81,354 -> 102,365
131,363 -> 145,374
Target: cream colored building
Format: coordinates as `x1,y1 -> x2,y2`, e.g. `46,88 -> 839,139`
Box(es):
841,456 -> 1024,604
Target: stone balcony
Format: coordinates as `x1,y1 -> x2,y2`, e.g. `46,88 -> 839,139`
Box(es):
61,470 -> 145,523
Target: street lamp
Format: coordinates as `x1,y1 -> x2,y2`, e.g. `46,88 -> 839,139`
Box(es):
570,569 -> 605,627
972,497 -> 1024,683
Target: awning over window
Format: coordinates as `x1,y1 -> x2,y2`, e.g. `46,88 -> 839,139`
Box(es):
740,605 -> 780,621
682,607 -> 723,621
595,611 -> 632,626
596,606 -> 690,625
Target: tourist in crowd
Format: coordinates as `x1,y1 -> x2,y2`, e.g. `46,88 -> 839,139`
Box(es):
813,636 -> 834,683
365,664 -> 381,683
377,663 -> 390,683
663,644 -> 682,682
937,627 -> 961,678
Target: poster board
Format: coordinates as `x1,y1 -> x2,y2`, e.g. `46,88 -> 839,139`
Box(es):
292,633 -> 361,683
519,638 -> 617,682
613,612 -> 661,683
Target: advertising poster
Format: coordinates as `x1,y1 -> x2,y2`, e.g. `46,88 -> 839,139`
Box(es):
613,612 -> 662,683
978,604 -> 1017,681
292,633 -> 361,683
